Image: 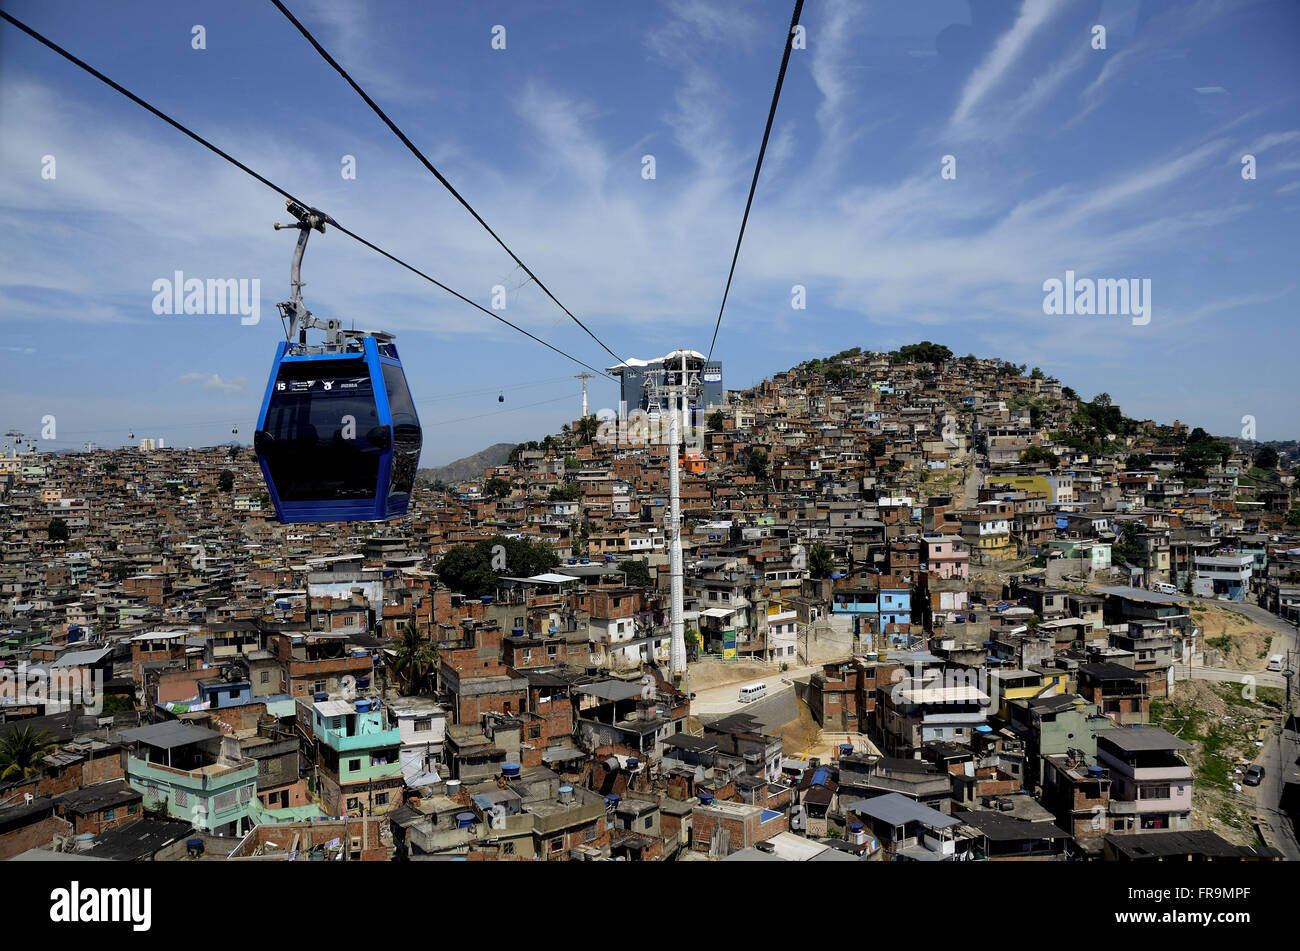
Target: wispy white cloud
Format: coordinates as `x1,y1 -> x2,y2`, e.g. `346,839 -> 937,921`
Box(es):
949,0 -> 1067,131
178,373 -> 246,394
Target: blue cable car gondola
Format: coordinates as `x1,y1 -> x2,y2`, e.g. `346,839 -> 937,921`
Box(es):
254,200 -> 421,523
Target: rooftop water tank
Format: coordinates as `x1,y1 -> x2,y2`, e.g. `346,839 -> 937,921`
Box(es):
627,757 -> 639,771
313,692 -> 328,702
558,785 -> 574,804
355,699 -> 371,713
480,595 -> 493,605
445,779 -> 461,796
698,792 -> 714,805
455,812 -> 474,829
1087,765 -> 1105,778
502,762 -> 520,778
511,627 -> 525,638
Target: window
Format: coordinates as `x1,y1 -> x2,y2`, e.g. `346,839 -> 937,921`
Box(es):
260,670 -> 270,684
413,718 -> 431,733
503,842 -> 515,855
375,792 -> 389,806
349,759 -> 362,771
528,725 -> 542,739
104,808 -> 115,820
551,837 -> 564,853
584,824 -> 599,842
643,816 -> 654,830
347,797 -> 359,810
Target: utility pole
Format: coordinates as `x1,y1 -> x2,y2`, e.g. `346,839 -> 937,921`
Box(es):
574,372 -> 595,418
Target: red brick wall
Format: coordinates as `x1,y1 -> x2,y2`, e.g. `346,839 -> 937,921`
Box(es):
0,813 -> 72,860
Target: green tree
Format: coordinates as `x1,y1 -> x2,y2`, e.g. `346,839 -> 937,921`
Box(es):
707,409 -> 725,431
577,415 -> 599,446
1020,446 -> 1059,468
548,484 -> 583,502
1254,446 -> 1280,470
1178,439 -> 1227,479
218,469 -> 235,493
896,341 -> 953,366
1125,453 -> 1151,470
807,542 -> 835,579
618,560 -> 652,588
434,536 -> 560,598
47,518 -> 70,543
1112,521 -> 1142,565
389,622 -> 436,696
746,447 -> 770,479
0,725 -> 58,780
484,477 -> 511,498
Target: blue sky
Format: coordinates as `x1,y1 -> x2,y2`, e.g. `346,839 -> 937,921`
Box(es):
1,0 -> 1298,466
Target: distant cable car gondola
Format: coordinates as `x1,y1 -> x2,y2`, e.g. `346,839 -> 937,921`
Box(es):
254,200 -> 422,523
498,391 -> 504,403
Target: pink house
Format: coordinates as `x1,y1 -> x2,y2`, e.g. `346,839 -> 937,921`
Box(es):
923,535 -> 970,580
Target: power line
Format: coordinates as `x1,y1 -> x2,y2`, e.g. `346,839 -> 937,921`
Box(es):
270,0 -> 631,370
706,0 -> 804,363
0,10 -> 615,383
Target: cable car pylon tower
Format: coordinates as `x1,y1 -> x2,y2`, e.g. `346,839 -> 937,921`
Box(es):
574,372 -> 594,418
644,350 -> 703,686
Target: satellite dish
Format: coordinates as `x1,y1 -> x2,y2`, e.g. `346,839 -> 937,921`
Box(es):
337,674 -> 357,699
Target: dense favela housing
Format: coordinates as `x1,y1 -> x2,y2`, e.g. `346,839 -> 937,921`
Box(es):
1,345 -> 1297,862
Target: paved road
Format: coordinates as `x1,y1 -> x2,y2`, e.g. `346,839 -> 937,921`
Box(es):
1186,596 -> 1300,858
1192,594 -> 1300,659
958,450 -> 984,509
698,686 -> 799,733
688,664 -> 819,719
1174,665 -> 1288,690
1251,721 -> 1300,860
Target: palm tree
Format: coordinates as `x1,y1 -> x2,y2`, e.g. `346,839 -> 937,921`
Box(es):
0,725 -> 58,781
389,622 -> 436,696
808,542 -> 836,579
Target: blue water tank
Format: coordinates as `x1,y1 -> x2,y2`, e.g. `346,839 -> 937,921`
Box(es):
455,812 -> 474,829
627,757 -> 639,771
480,595 -> 493,604
502,762 -> 520,778
313,692 -> 328,702
698,792 -> 714,805
848,823 -> 863,833
355,700 -> 371,713
1087,765 -> 1105,777
511,627 -> 525,638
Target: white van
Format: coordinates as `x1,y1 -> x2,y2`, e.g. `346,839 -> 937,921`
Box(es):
1267,654 -> 1285,672
738,682 -> 767,703
1151,582 -> 1178,595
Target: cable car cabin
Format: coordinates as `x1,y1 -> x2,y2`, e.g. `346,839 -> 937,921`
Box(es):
254,333 -> 421,522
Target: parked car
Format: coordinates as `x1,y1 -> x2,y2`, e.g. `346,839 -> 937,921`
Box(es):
1244,764 -> 1265,786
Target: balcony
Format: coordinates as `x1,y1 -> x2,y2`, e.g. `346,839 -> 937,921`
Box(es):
128,755 -> 257,792
323,724 -> 403,752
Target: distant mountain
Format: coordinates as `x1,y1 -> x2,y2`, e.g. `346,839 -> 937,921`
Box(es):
418,443 -> 515,485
